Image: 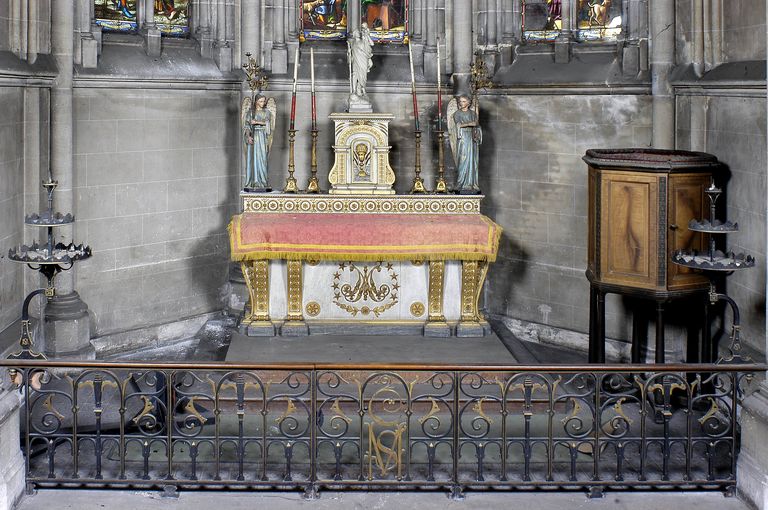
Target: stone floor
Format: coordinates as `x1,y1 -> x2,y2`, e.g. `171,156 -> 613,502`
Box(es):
15,489 -> 750,510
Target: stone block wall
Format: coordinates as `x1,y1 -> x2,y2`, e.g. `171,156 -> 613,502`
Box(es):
0,87 -> 26,332
482,94 -> 653,343
677,94 -> 767,356
72,88 -> 241,336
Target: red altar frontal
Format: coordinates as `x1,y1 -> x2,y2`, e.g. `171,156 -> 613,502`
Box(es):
229,194 -> 502,337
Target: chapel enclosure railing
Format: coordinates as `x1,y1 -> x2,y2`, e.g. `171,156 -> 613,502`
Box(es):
1,360 -> 761,497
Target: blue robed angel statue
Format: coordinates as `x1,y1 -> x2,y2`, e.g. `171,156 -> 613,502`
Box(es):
447,95 -> 482,194
241,94 -> 276,191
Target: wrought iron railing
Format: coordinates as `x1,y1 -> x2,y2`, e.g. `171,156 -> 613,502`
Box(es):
1,360 -> 761,497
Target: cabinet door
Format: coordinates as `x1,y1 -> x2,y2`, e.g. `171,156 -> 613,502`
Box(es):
668,174 -> 710,290
599,172 -> 659,290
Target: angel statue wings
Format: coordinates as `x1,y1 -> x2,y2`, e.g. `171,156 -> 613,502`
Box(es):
241,94 -> 277,191
447,95 -> 482,194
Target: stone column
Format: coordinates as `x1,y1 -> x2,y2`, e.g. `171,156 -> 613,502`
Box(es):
423,0 -> 438,80
412,0 -> 423,42
692,0 -> 704,76
212,0 -> 232,70
198,0 -> 214,57
48,0 -> 92,357
554,0 -> 572,63
0,385 -> 24,510
735,8 -> 768,508
242,0 -> 261,64
502,0 -> 514,43
144,0 -> 162,57
451,0 -> 473,95
650,0 -> 675,148
270,0 -> 288,73
348,0 -> 360,35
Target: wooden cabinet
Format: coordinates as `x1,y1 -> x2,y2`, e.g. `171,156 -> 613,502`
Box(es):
583,149 -> 722,363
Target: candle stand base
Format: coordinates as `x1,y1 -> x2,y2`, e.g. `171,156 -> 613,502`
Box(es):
410,177 -> 427,194
283,177 -> 299,193
306,176 -> 320,194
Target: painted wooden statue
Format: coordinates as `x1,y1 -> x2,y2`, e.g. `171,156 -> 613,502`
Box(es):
447,95 -> 482,194
241,94 -> 277,191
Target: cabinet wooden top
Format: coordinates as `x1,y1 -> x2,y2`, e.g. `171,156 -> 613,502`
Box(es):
583,148 -> 722,173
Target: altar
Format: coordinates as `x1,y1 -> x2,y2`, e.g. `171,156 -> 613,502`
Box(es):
230,193 -> 501,337
231,32 -> 500,337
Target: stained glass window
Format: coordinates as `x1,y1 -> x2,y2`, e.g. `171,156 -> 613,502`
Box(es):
363,0 -> 408,43
575,0 -> 622,41
154,0 -> 190,36
522,0 -> 561,42
95,0 -> 138,33
300,0 -> 348,41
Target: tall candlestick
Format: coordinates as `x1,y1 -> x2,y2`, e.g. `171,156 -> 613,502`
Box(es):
408,41 -> 419,131
289,46 -> 298,131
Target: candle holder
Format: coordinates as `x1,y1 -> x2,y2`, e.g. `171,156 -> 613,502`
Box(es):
284,128 -> 299,193
434,128 -> 448,193
410,130 -> 427,193
306,128 -> 321,193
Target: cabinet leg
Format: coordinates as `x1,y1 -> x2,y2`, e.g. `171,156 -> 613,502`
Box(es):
631,302 -> 645,364
589,286 -> 597,363
655,300 -> 666,363
596,291 -> 606,364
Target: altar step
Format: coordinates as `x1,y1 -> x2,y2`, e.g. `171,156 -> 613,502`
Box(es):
224,331 -> 517,365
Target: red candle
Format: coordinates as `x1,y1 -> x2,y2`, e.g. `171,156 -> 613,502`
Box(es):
408,41 -> 420,131
311,48 -> 317,130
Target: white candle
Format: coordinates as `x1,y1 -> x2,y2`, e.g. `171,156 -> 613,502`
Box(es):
310,47 -> 315,94
292,46 -> 299,94
408,40 -> 416,87
437,39 -> 441,89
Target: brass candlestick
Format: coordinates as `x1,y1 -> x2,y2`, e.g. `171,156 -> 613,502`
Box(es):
306,128 -> 320,193
410,130 -> 427,193
284,128 -> 299,193
434,128 -> 448,193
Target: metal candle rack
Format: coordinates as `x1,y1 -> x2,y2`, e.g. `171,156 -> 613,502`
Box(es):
671,181 -> 755,362
7,177 -> 91,361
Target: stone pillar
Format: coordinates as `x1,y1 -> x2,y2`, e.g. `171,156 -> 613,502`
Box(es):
735,8 -> 768,508
423,0 -> 438,80
75,0 -> 98,67
270,0 -> 288,73
198,0 -> 214,57
650,0 -> 675,149
242,0 -> 261,63
144,0 -> 162,57
214,0 -> 232,70
692,0 -> 704,76
48,0 -> 92,358
554,0 -> 572,63
348,0 -> 360,35
0,386 -> 24,510
502,0 -> 515,43
452,0 -> 473,95
707,0 -> 723,69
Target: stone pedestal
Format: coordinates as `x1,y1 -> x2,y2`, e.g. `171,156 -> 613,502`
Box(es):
328,113 -> 396,195
43,291 -> 93,357
145,27 -> 162,57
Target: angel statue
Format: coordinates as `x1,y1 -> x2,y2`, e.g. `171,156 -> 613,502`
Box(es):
447,95 -> 482,194
347,22 -> 374,103
241,94 -> 276,191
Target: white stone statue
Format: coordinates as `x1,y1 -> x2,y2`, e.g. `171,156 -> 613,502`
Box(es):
347,22 -> 374,110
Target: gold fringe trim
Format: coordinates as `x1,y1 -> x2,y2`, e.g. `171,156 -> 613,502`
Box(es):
228,217 -> 503,264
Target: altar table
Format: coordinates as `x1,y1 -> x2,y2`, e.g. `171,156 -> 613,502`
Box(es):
230,194 -> 502,337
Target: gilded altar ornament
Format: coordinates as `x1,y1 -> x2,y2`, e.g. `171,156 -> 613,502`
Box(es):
332,262 -> 399,317
410,302 -> 425,317
241,95 -> 277,192
447,95 -> 482,194
353,142 -> 371,177
305,301 -> 321,317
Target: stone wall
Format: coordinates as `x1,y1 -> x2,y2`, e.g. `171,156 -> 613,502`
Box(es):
0,87 -> 26,332
482,94 -> 653,344
72,88 -> 241,336
677,95 -> 767,357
